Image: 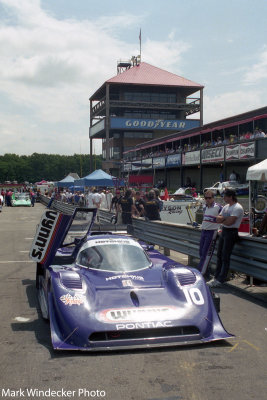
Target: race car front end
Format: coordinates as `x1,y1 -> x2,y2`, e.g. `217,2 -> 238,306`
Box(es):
47,265 -> 233,351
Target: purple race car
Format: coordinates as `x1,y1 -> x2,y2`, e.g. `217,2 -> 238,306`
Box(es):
30,208 -> 233,351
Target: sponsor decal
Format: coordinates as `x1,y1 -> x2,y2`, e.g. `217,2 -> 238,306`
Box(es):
202,146 -> 224,163
116,321 -> 173,330
98,306 -> 179,323
60,293 -> 85,306
122,279 -> 133,287
106,274 -> 144,282
162,205 -> 183,215
92,238 -> 139,246
30,211 -> 61,262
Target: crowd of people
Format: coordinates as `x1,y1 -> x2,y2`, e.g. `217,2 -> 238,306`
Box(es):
124,128 -> 266,162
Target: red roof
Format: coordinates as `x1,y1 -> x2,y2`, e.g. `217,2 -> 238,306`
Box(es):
106,62 -> 203,88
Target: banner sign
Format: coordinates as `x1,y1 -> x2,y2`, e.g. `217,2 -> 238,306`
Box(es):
166,154 -> 181,167
131,163 -> 141,171
110,117 -> 200,131
239,142 -> 255,159
141,158 -> 153,170
226,144 -> 239,161
183,150 -> 200,165
202,146 -> 224,163
225,142 -> 255,161
153,157 -> 166,168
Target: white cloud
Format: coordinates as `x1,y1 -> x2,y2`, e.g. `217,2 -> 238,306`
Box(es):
142,38 -> 190,73
203,90 -> 263,124
0,0 -> 191,155
243,46 -> 267,84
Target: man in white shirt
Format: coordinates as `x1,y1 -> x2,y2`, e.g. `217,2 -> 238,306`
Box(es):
229,171 -> 237,181
208,189 -> 244,287
92,189 -> 102,209
197,190 -> 222,278
0,193 -> 3,211
86,188 -> 95,208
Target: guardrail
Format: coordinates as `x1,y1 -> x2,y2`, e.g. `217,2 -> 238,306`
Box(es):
39,196 -> 267,282
128,218 -> 267,282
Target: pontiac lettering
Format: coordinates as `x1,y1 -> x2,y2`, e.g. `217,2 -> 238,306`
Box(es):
116,321 -> 173,330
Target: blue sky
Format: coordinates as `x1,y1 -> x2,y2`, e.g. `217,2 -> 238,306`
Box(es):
0,0 -> 267,155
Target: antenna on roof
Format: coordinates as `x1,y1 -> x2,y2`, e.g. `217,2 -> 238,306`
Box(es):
117,55 -> 141,74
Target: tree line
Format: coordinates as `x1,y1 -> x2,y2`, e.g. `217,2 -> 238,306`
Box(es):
0,153 -> 103,183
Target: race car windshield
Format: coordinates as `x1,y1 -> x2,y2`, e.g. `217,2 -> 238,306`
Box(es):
77,244 -> 151,272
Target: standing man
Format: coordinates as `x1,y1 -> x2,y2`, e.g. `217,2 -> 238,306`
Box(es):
134,191 -> 146,217
144,190 -> 161,221
92,188 -> 102,209
197,190 -> 222,278
118,189 -> 137,225
0,191 -> 3,212
110,190 -> 122,212
208,189 -> 244,287
30,190 -> 36,207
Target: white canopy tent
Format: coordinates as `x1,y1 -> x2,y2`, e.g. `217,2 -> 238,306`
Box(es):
246,159 -> 267,181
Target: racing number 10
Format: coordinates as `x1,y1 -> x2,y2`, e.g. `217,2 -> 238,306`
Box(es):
183,288 -> 204,305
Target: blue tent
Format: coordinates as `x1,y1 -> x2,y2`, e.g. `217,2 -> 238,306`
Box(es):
56,175 -> 76,188
75,169 -> 118,187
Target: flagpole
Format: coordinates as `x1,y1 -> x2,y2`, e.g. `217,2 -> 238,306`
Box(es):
139,28 -> 142,61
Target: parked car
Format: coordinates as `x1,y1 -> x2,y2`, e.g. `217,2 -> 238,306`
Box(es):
11,192 -> 31,207
204,181 -> 249,196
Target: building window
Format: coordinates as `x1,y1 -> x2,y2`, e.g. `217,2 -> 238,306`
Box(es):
113,147 -> 120,159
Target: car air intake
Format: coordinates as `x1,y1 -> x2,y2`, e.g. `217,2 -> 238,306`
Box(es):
89,326 -> 200,342
177,271 -> 196,286
60,273 -> 83,289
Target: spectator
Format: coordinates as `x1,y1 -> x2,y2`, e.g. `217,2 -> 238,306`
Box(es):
197,191 -> 222,278
110,190 -> 122,212
100,189 -> 107,209
92,189 -> 102,209
118,189 -> 137,225
86,188 -> 95,208
207,189 -> 244,287
0,192 -> 3,212
144,190 -> 161,221
30,190 -> 36,207
154,188 -> 163,211
229,170 -> 237,181
134,191 -> 146,216
6,190 -> 12,207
